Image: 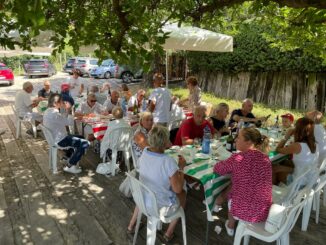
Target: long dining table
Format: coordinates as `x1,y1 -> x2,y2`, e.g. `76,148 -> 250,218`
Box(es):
166,137 -> 288,244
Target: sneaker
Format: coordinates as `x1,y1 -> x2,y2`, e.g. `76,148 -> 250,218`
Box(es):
213,205 -> 222,213
26,128 -> 34,136
225,220 -> 234,236
0,129 -> 6,136
63,165 -> 82,174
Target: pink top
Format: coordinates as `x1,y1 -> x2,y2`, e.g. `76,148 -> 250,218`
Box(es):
214,149 -> 272,223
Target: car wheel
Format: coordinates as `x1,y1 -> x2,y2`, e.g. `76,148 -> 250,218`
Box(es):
104,71 -> 111,79
121,71 -> 134,83
28,75 -> 33,78
9,80 -> 14,86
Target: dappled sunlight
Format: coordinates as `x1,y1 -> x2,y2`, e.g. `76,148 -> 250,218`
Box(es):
0,210 -> 5,218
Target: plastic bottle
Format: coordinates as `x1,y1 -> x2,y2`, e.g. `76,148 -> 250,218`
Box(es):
202,125 -> 211,154
121,97 -> 127,116
236,119 -> 244,135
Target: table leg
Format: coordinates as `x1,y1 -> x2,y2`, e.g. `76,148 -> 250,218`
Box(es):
205,220 -> 210,245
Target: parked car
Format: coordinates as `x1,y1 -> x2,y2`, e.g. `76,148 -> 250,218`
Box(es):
63,57 -> 77,74
74,57 -> 98,76
0,63 -> 14,86
25,59 -> 56,78
90,59 -> 115,79
90,59 -> 143,83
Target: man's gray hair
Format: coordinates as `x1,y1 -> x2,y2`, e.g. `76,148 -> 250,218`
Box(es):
23,81 -> 33,90
193,105 -> 207,116
137,89 -> 146,96
87,93 -> 96,100
89,85 -> 99,93
148,125 -> 170,150
112,106 -> 123,119
242,98 -> 253,105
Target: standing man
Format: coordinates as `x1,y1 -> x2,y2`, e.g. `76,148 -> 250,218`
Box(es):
38,80 -> 53,100
15,81 -> 43,135
148,73 -> 172,126
67,69 -> 84,97
43,93 -> 90,174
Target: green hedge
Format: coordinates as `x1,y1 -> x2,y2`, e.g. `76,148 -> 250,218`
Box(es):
188,24 -> 326,73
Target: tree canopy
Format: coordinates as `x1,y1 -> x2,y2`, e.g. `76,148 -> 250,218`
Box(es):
0,0 -> 325,68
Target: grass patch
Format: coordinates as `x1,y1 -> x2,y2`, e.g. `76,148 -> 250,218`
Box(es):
170,88 -> 305,126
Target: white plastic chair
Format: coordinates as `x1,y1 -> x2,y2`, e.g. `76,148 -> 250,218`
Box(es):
126,173 -> 187,245
301,158 -> 326,230
11,105 -> 37,138
130,145 -> 140,172
40,124 -> 71,174
233,188 -> 308,245
102,126 -> 133,176
272,168 -> 313,205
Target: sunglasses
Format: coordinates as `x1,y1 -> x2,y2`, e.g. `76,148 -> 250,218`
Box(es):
90,100 -> 97,103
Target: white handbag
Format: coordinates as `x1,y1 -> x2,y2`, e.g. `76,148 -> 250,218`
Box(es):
96,162 -> 111,175
119,170 -> 137,198
264,204 -> 287,233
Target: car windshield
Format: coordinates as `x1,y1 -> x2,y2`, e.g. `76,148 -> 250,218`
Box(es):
29,61 -> 45,65
0,65 -> 8,70
101,60 -> 114,66
67,59 -> 75,64
77,60 -> 86,64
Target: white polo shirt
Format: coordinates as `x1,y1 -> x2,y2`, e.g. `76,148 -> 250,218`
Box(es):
76,101 -> 104,114
15,90 -> 33,117
149,87 -> 172,123
103,99 -> 120,113
43,107 -> 74,143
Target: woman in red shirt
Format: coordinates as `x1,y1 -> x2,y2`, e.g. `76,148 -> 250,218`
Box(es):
214,128 -> 272,236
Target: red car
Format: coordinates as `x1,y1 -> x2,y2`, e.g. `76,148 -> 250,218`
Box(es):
0,63 -> 14,86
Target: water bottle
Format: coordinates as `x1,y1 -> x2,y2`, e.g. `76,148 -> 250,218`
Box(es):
141,99 -> 147,112
121,97 -> 127,116
202,125 -> 211,154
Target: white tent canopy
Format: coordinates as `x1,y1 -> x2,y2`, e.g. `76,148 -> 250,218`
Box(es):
161,23 -> 233,87
162,23 -> 233,52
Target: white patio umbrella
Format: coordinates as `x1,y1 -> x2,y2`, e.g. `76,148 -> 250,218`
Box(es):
161,23 -> 233,87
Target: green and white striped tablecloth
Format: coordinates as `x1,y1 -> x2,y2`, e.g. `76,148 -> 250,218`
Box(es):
167,147 -> 288,221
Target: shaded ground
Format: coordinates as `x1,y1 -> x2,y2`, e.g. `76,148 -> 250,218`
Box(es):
0,75 -> 325,244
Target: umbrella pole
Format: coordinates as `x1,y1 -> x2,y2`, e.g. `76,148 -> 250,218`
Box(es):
165,51 -> 169,88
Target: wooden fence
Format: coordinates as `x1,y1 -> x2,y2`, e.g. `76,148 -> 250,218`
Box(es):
194,71 -> 326,112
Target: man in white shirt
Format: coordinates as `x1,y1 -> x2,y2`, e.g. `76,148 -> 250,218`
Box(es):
67,70 -> 84,97
75,93 -> 106,141
148,73 -> 172,126
15,82 -> 43,135
43,93 -> 90,174
128,89 -> 146,112
103,90 -> 120,114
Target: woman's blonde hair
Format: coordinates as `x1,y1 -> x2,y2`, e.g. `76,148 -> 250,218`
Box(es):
139,111 -> 153,125
148,125 -> 170,150
211,102 -> 229,116
241,128 -> 270,154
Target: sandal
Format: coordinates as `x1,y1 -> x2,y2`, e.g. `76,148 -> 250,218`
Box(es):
161,232 -> 175,243
127,221 -> 145,235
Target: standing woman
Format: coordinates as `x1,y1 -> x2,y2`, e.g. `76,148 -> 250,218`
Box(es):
273,117 -> 319,185
214,128 -> 272,236
179,76 -> 201,112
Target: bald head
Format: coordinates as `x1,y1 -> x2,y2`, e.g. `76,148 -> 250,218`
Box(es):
242,98 -> 254,113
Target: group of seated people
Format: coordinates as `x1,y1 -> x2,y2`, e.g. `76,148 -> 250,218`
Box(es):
13,72 -> 326,241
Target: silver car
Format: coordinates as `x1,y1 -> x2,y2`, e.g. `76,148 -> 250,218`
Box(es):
90,59 -> 115,79
74,57 -> 99,76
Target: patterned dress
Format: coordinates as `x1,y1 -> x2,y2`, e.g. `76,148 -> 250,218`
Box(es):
132,126 -> 149,159
214,149 -> 272,223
